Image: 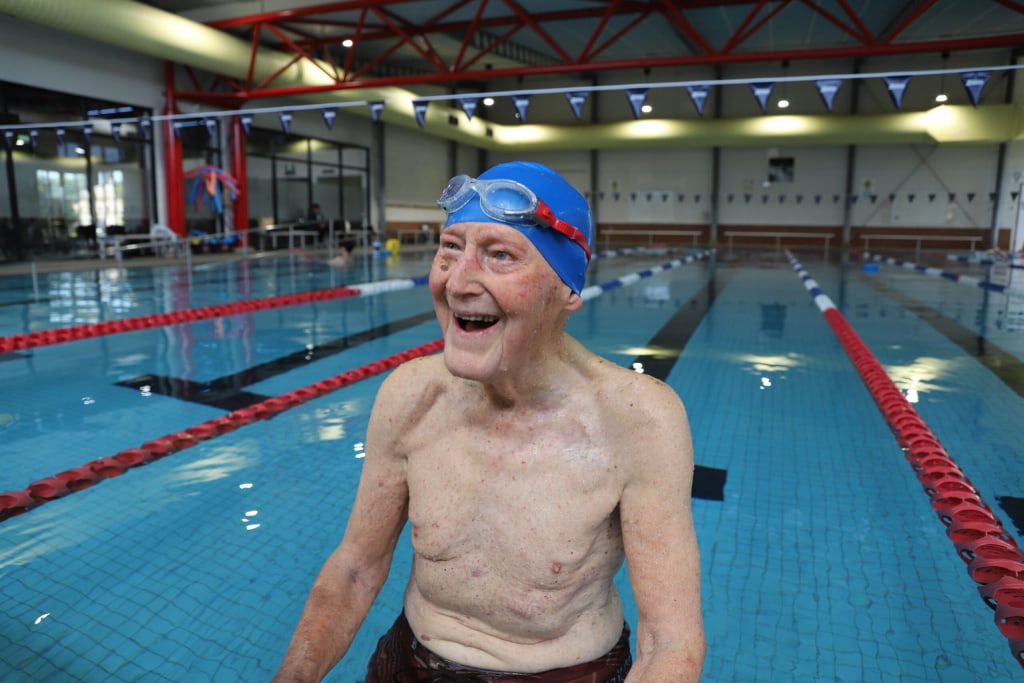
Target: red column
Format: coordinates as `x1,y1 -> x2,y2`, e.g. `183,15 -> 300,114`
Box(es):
163,63 -> 185,237
230,115 -> 249,248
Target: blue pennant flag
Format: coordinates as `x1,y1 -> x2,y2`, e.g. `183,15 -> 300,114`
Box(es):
111,123 -> 121,143
626,88 -> 648,119
82,124 -> 92,147
815,79 -> 843,112
2,131 -> 12,151
172,121 -> 184,139
513,95 -> 532,122
204,118 -> 217,139
139,118 -> 151,140
413,100 -> 429,128
56,127 -> 65,148
239,114 -> 252,136
750,82 -> 775,113
321,107 -> 337,131
29,129 -> 38,150
370,101 -> 385,123
278,111 -> 293,134
459,97 -> 479,121
960,71 -> 990,107
565,91 -> 589,121
686,85 -> 710,116
883,76 -> 912,110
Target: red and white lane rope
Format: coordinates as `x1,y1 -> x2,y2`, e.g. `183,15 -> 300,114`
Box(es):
786,250 -> 1024,669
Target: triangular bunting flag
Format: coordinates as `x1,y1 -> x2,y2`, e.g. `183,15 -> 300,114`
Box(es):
413,100 -> 429,128
795,195 -> 803,204
111,122 -> 121,144
815,79 -> 843,112
56,127 -> 65,148
370,102 -> 385,123
239,114 -> 253,136
565,91 -> 589,122
172,121 -> 183,139
744,194 -> 752,204
883,76 -> 912,110
459,97 -> 479,121
2,131 -> 12,151
139,118 -> 151,140
204,118 -> 217,139
278,110 -> 293,134
814,195 -> 822,204
321,107 -> 337,131
686,85 -> 710,116
513,95 -> 532,122
908,193 -> 915,203
29,130 -> 38,150
626,88 -> 648,119
82,124 -> 92,147
967,192 -> 975,202
750,82 -> 775,113
960,70 -> 990,107
762,194 -> 770,204
727,193 -> 734,203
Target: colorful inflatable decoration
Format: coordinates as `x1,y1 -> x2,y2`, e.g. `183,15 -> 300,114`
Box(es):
184,165 -> 240,214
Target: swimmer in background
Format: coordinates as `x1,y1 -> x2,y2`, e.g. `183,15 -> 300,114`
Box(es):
272,161 -> 705,682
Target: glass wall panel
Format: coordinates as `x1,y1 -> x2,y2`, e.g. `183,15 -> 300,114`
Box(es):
0,81 -> 155,262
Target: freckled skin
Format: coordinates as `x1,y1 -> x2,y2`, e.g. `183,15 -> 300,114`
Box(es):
271,221 -> 706,682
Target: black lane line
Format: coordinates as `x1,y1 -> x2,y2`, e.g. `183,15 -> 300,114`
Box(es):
116,310 -> 437,411
858,272 -> 1024,535
628,264 -> 734,502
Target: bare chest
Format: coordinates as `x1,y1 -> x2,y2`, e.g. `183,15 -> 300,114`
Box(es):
405,417 -> 625,583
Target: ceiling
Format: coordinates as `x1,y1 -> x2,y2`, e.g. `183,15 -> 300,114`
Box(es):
136,0 -> 1024,99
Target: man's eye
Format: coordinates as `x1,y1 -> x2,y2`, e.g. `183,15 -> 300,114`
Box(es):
492,250 -> 510,260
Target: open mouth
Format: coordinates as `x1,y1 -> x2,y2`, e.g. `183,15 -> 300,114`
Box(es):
455,314 -> 499,332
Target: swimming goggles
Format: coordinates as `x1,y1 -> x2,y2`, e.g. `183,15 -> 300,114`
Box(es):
437,174 -> 591,260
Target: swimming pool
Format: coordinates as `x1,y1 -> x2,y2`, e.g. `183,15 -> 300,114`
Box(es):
1,246 -> 1022,681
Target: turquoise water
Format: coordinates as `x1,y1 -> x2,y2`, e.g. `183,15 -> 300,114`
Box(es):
0,248 -> 1022,681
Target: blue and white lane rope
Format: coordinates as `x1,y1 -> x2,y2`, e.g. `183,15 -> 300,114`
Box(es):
860,252 -> 1015,295
358,249 -> 714,302
580,250 -> 714,302
785,252 -> 838,313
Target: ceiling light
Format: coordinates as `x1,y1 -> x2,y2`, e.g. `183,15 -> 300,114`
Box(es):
640,104 -> 653,114
483,97 -> 495,106
935,93 -> 948,103
778,99 -> 790,109
342,39 -> 353,48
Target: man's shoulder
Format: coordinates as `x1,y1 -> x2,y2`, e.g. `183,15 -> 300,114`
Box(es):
377,353 -> 451,411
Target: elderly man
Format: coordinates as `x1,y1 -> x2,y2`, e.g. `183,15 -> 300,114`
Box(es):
273,162 -> 705,682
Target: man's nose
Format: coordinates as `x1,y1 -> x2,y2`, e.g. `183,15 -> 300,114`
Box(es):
445,251 -> 483,295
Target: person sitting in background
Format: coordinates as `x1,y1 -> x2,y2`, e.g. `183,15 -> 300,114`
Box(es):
272,161 -> 706,683
309,203 -> 328,244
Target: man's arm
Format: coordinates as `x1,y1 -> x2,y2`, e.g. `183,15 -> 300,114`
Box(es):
619,378 -> 706,682
271,369 -> 413,682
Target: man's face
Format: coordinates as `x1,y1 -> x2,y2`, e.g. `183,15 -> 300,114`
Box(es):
429,221 -> 576,383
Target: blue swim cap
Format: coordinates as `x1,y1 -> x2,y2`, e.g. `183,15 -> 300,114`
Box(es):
441,161 -> 594,293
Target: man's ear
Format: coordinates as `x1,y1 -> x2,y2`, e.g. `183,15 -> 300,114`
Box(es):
565,290 -> 583,312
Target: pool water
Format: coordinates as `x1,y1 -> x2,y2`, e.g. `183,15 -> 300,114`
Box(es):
0,247 -> 1022,681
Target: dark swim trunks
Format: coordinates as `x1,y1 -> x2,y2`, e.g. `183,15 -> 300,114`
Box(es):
364,612 -> 632,683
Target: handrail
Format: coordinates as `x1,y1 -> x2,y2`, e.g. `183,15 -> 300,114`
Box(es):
601,228 -> 702,251
860,233 -> 981,259
724,229 -> 834,258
